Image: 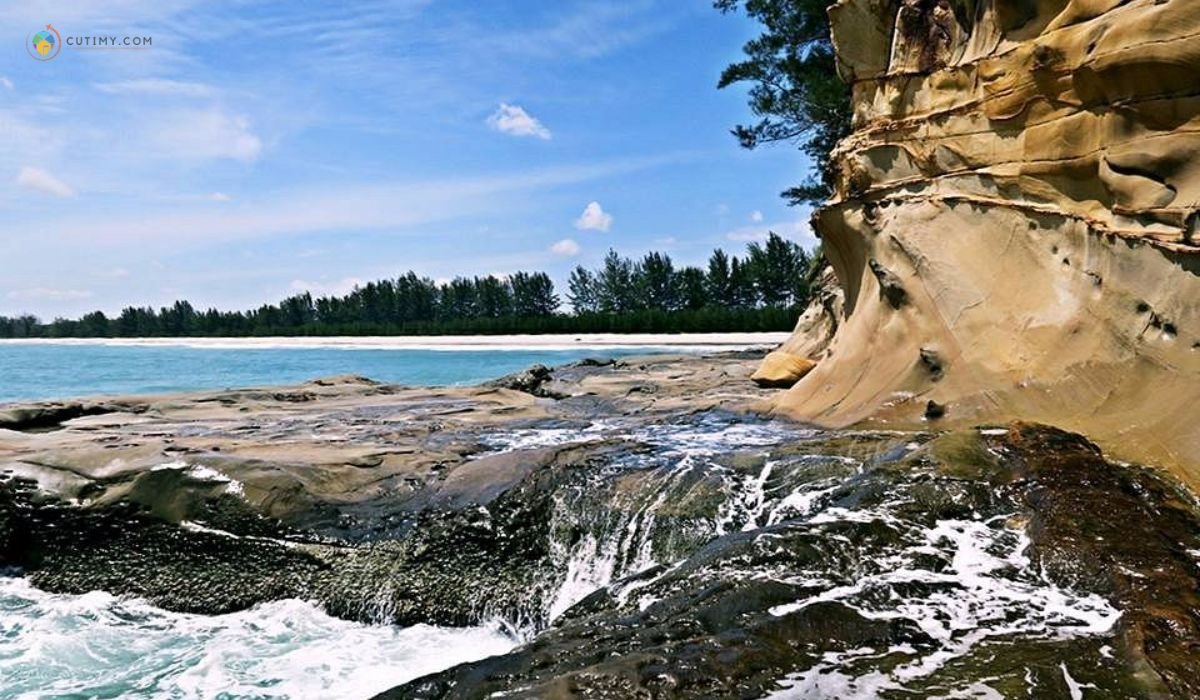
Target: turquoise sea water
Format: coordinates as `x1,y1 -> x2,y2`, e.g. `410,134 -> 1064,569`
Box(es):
0,342 -> 655,403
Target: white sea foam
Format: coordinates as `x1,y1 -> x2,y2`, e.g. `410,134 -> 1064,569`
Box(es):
479,418 -> 806,459
0,577 -> 515,700
1060,662 -> 1091,700
473,422 -> 609,455
765,515 -> 1120,698
150,461 -> 245,498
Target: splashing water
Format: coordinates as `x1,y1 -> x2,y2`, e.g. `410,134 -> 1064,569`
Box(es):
0,577 -> 515,700
0,415 -> 1137,698
506,417 -> 1123,696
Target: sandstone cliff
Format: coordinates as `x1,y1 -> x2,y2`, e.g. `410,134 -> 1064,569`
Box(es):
772,0 -> 1200,488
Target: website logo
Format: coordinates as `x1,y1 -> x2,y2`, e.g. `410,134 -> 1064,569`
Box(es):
28,24 -> 61,61
26,24 -> 153,61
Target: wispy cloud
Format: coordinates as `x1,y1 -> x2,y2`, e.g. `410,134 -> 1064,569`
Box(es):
94,79 -> 213,98
574,201 -> 613,232
0,77 -> 12,90
482,2 -> 678,60
7,287 -> 93,301
145,108 -> 262,162
487,103 -> 551,140
29,156 -> 676,246
289,277 -> 363,297
725,220 -> 818,247
16,166 -> 75,198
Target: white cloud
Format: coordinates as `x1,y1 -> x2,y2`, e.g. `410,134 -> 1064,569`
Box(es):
7,287 -> 93,301
0,77 -> 12,90
147,109 -> 263,162
94,79 -> 214,98
209,191 -> 232,202
574,201 -> 612,232
550,238 -> 580,256
487,103 -> 552,140
289,277 -> 364,297
750,210 -> 764,223
16,166 -> 75,198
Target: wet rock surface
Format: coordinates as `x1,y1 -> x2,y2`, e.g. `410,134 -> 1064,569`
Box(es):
1,352 -> 1198,698
377,425 -> 1200,699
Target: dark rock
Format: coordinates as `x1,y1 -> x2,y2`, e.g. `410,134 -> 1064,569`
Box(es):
485,365 -> 567,399
0,403 -> 119,432
919,347 -> 944,380
868,258 -> 908,309
574,358 -> 615,368
924,399 -> 946,419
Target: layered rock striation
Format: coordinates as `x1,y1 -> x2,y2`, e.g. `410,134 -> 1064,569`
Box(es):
773,0 -> 1200,487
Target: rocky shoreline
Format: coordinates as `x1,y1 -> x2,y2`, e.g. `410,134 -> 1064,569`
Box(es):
2,352 -> 1199,698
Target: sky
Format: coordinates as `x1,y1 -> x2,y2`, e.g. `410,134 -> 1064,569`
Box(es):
0,0 -> 817,319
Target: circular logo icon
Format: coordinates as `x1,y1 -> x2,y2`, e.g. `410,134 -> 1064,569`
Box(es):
28,24 -> 61,61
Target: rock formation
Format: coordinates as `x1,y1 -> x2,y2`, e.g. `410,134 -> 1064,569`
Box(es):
750,351 -> 818,387
771,0 -> 1200,489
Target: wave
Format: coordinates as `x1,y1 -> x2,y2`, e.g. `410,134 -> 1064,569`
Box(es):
0,577 -> 515,700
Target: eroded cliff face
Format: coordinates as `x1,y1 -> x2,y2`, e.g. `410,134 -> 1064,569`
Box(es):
774,0 -> 1200,487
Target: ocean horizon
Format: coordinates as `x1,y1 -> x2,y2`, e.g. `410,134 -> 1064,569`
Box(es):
0,334 -> 784,403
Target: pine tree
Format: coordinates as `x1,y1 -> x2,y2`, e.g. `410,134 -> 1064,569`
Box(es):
639,252 -> 678,311
706,249 -> 733,306
567,266 -> 599,314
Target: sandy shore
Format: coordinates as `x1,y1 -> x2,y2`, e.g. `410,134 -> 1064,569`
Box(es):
0,333 -> 789,351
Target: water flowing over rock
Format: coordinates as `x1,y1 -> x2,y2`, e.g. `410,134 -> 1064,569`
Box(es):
769,0 -> 1200,489
3,355 -> 1199,697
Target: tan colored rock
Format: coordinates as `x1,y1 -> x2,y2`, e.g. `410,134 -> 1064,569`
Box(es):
775,266 -> 844,362
774,0 -> 1200,489
751,352 -> 818,388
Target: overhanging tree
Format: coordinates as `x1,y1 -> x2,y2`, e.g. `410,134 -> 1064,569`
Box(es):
715,0 -> 852,205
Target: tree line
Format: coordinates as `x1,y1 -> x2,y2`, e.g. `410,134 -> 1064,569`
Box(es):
0,234 -> 821,338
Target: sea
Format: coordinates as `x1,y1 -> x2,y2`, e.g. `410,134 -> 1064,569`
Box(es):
0,339 -> 707,404
0,337 -> 746,700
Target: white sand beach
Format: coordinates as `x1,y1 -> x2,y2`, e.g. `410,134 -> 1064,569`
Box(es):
0,333 -> 789,352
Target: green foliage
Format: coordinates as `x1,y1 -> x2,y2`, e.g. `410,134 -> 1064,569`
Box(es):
715,0 -> 852,204
567,266 -> 600,314
598,250 -> 640,313
0,236 -> 825,338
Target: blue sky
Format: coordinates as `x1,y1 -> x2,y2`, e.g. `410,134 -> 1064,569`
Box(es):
1,0 -> 816,318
